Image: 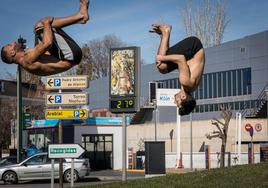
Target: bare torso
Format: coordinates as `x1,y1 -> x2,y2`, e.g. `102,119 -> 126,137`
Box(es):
21,49 -> 73,76
184,49 -> 205,92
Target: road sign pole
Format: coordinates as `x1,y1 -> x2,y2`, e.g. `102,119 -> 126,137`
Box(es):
122,113 -> 127,182
51,159 -> 54,188
16,65 -> 23,163
71,158 -> 74,187
58,87 -> 63,188
190,113 -> 193,170
176,107 -> 182,168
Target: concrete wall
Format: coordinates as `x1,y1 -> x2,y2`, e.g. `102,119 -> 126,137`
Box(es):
127,118 -> 267,154
166,152 -> 261,169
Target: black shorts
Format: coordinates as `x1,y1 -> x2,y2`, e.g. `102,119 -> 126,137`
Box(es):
164,36 -> 203,73
35,27 -> 82,65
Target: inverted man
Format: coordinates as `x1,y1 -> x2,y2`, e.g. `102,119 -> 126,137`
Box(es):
150,24 -> 205,115
1,0 -> 89,76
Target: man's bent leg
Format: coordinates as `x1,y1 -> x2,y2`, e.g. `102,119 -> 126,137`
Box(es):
157,54 -> 192,87
35,0 -> 89,30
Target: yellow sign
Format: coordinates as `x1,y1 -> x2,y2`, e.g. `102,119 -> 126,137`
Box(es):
45,109 -> 88,119
45,76 -> 89,90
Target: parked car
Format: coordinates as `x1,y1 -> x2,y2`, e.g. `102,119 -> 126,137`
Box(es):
0,156 -> 18,167
0,152 -> 90,184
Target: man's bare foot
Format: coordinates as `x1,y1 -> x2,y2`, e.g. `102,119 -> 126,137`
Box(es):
78,0 -> 89,24
149,23 -> 172,35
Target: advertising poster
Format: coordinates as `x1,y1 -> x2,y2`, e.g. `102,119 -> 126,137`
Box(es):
110,49 -> 135,96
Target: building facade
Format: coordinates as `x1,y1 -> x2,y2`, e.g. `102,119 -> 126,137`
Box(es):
83,31 -> 268,168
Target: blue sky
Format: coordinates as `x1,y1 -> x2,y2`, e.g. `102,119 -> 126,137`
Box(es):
0,0 -> 268,79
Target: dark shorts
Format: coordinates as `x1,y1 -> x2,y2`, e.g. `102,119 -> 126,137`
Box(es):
35,27 -> 82,65
164,36 -> 203,73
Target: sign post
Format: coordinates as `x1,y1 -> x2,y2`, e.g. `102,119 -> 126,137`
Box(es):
49,144 -> 85,188
109,47 -> 141,182
45,75 -> 89,188
156,88 -> 181,168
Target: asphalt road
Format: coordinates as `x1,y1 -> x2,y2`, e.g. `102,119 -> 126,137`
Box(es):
0,170 -> 145,188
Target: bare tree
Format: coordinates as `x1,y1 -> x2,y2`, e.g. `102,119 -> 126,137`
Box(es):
206,105 -> 232,168
76,44 -> 93,77
81,34 -> 125,80
0,98 -> 16,156
181,0 -> 229,47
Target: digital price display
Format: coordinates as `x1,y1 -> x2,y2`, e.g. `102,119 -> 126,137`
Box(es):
110,98 -> 135,109
109,47 -> 140,113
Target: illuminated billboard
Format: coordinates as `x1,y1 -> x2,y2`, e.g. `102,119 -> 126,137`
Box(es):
109,47 -> 140,113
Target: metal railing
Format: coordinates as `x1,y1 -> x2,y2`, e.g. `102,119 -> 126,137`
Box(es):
242,83 -> 268,117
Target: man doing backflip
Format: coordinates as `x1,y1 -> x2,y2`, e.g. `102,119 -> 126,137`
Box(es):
1,0 -> 89,76
149,24 -> 205,115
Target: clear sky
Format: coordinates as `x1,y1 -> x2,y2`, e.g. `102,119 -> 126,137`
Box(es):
0,0 -> 268,79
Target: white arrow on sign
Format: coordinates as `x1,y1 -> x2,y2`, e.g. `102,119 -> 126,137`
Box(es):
48,144 -> 85,159
46,93 -> 88,106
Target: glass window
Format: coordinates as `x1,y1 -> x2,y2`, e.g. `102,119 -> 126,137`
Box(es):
247,68 -> 252,94
229,102 -> 234,110
199,76 -> 204,99
200,105 -> 204,113
243,68 -> 252,95
177,79 -> 181,89
223,72 -> 227,97
205,104 -> 208,112
213,73 -> 217,98
214,104 -> 219,111
237,69 -> 242,95
25,155 -> 45,165
235,102 -> 240,110
218,72 -> 222,97
195,105 -> 200,113
209,104 -> 213,112
208,74 -> 212,98
204,74 -> 208,99
246,100 -> 250,109
232,70 -> 237,96
227,71 -> 232,96
194,90 -> 198,99
174,79 -> 178,88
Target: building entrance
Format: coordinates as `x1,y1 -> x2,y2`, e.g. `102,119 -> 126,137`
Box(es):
82,134 -> 113,170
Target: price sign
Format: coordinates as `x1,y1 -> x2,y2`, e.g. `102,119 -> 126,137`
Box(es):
110,98 -> 135,109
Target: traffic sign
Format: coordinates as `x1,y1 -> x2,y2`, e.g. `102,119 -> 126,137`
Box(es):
245,123 -> 252,131
255,123 -> 262,132
45,109 -> 88,119
48,144 -> 85,158
46,93 -> 88,106
23,113 -> 32,128
45,76 -> 89,90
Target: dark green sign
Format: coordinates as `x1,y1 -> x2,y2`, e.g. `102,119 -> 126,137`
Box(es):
23,113 -> 32,128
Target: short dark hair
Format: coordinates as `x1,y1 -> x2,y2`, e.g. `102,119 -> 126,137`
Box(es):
178,94 -> 196,116
1,46 -> 13,64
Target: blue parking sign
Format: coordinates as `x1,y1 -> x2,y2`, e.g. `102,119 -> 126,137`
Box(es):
74,110 -> 80,117
54,79 -> 61,86
55,95 -> 62,103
